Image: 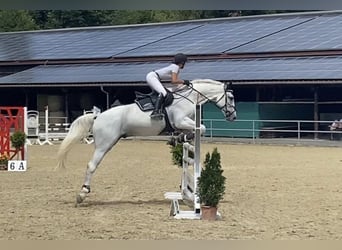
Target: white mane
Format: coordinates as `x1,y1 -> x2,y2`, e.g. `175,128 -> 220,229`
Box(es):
191,79 -> 223,85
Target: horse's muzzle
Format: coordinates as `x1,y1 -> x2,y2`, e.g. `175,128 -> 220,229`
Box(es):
226,116 -> 236,122
225,111 -> 237,121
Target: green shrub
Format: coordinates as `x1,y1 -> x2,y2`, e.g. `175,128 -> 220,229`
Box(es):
170,143 -> 194,167
170,143 -> 183,167
10,131 -> 26,149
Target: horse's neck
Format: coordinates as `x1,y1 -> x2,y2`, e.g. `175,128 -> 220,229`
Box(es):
191,82 -> 220,105
171,81 -> 222,106
174,87 -> 207,106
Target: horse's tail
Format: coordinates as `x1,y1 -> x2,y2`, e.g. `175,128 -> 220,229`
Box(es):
55,113 -> 96,170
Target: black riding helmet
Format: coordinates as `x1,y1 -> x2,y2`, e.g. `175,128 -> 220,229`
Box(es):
173,53 -> 188,65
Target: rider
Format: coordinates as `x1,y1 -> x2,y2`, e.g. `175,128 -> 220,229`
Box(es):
146,53 -> 191,120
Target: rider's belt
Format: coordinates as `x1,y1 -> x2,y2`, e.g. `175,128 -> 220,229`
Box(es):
153,71 -> 161,81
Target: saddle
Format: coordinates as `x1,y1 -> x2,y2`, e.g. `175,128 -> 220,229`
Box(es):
134,90 -> 175,133
134,91 -> 174,112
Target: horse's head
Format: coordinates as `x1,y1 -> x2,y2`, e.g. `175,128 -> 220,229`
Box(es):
329,119 -> 342,131
217,82 -> 237,121
191,79 -> 237,121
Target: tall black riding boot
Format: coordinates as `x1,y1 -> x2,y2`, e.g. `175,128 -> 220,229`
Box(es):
150,93 -> 165,120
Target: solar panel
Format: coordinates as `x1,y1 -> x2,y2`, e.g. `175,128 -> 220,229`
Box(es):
189,56 -> 342,80
0,23 -> 202,61
1,56 -> 342,85
231,14 -> 342,53
118,15 -> 314,57
0,62 -> 166,84
0,12 -> 327,61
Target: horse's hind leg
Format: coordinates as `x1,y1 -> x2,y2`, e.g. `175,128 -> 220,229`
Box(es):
76,150 -> 105,205
76,137 -> 119,205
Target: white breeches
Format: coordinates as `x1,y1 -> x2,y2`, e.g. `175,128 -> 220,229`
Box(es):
146,72 -> 167,97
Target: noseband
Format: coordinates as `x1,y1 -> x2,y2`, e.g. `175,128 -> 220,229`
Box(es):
213,90 -> 236,117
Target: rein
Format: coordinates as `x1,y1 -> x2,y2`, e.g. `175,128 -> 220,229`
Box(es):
171,87 -> 195,104
189,84 -> 234,107
169,81 -> 236,117
171,84 -> 223,105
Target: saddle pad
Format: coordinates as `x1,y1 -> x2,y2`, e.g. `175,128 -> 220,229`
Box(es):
134,96 -> 155,111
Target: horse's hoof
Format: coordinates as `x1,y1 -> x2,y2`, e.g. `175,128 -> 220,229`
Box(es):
167,137 -> 176,147
176,133 -> 185,143
184,132 -> 194,141
76,192 -> 86,205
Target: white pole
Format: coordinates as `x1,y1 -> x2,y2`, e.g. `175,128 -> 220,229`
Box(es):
194,104 -> 201,214
41,106 -> 53,145
24,107 -> 28,161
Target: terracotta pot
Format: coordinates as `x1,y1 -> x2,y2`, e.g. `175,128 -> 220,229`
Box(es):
0,164 -> 8,170
201,205 -> 218,221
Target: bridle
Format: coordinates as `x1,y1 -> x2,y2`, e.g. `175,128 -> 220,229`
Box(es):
214,89 -> 236,118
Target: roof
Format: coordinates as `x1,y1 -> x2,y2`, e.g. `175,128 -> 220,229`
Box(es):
2,56 -> 342,87
1,11 -> 342,85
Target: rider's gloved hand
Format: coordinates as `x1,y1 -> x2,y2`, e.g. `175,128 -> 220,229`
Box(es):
183,80 -> 191,86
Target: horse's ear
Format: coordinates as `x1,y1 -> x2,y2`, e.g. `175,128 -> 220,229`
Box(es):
225,81 -> 233,91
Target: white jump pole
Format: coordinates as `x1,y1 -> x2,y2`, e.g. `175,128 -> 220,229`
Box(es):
41,106 -> 53,145
23,107 -> 28,160
193,104 -> 201,214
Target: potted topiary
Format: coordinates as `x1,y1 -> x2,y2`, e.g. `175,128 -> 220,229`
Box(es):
197,147 -> 226,221
10,131 -> 26,159
0,153 -> 9,170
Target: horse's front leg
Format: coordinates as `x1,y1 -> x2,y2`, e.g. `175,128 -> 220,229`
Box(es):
174,117 -> 206,135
